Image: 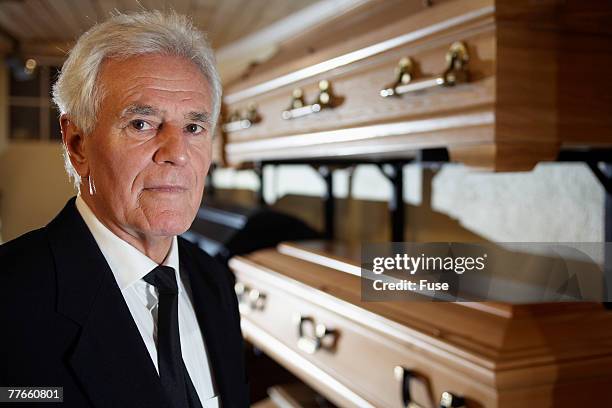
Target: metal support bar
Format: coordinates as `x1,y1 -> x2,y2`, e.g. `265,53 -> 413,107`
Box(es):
315,166 -> 335,240
557,150 -> 612,307
378,162 -> 406,242
603,163 -> 612,242
261,154 -> 437,243
557,149 -> 612,164
259,148 -> 447,167
254,162 -> 266,206
588,162 -> 612,308
587,162 -> 612,197
605,165 -> 612,309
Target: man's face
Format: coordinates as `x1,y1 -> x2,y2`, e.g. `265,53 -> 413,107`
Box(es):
80,54 -> 213,240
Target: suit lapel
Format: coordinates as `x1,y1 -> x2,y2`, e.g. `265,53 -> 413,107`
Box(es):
180,240 -> 244,407
48,198 -> 168,408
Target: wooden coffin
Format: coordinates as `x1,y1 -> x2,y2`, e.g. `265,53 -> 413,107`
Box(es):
229,241 -> 612,408
221,0 -> 612,171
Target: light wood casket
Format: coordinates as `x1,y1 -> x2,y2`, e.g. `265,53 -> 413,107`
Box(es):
230,242 -> 612,408
222,0 -> 612,170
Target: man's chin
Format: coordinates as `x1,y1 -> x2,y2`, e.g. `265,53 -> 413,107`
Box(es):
142,214 -> 193,238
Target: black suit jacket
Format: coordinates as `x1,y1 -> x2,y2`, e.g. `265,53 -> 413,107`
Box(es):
0,198 -> 249,407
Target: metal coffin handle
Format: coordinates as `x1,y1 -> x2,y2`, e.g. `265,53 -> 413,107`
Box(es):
439,391 -> 466,408
394,366 -> 426,408
380,42 -> 470,97
295,314 -> 338,354
282,80 -> 339,120
222,103 -> 261,132
234,282 -> 266,313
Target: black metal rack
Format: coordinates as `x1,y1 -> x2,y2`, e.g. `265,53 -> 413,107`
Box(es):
243,148 -> 450,242
241,148 -> 610,244
208,148 -> 611,244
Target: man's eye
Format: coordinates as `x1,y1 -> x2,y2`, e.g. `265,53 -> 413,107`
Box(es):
130,119 -> 154,131
185,123 -> 204,134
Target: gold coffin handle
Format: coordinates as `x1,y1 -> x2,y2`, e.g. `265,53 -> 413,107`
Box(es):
380,42 -> 469,97
282,80 -> 337,120
222,103 -> 260,132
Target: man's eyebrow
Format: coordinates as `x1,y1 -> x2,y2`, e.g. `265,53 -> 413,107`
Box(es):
185,111 -> 211,124
120,105 -> 210,124
120,104 -> 160,118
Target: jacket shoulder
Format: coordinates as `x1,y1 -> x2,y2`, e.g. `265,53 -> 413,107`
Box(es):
0,227 -> 53,275
0,227 -> 55,312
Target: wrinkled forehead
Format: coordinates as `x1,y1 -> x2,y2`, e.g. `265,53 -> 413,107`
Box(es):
99,52 -> 208,78
96,54 -> 213,113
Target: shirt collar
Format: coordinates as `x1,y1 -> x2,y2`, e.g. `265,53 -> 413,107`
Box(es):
75,195 -> 180,292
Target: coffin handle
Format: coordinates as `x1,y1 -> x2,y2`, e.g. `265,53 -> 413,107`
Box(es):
380,42 -> 469,97
295,314 -> 338,354
282,80 -> 339,120
222,103 -> 261,132
439,391 -> 466,408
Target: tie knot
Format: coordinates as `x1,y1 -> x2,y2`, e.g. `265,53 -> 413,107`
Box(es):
143,265 -> 178,294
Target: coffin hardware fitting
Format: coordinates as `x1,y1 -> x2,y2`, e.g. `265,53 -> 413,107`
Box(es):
439,391 -> 466,408
295,314 -> 337,354
222,103 -> 261,132
282,80 -> 338,120
380,41 -> 470,97
394,365 -> 426,408
234,282 -> 266,312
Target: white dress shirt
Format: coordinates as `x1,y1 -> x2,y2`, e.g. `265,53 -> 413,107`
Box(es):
75,196 -> 219,408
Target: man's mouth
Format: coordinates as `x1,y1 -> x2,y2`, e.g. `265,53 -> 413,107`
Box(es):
144,185 -> 189,193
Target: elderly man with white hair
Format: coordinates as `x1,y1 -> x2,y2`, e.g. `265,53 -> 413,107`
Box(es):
0,11 -> 249,408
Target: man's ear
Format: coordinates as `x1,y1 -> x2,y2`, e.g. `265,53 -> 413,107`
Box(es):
60,114 -> 89,178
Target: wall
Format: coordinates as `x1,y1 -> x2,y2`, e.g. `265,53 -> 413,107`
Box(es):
431,163 -> 603,242
0,141 -> 75,242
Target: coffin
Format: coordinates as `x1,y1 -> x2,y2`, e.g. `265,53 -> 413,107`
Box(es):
229,241 -> 612,407
222,0 -> 612,171
221,1 -> 612,405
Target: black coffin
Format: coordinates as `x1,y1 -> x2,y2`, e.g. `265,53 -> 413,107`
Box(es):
183,200 -> 320,264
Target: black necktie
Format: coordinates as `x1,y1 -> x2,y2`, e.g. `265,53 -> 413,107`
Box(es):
144,266 -> 203,408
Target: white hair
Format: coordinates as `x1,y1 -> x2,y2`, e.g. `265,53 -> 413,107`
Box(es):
52,10 -> 221,189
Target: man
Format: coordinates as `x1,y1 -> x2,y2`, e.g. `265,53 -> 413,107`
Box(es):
0,11 -> 249,408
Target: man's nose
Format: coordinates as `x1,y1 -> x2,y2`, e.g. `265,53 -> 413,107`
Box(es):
153,125 -> 188,166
